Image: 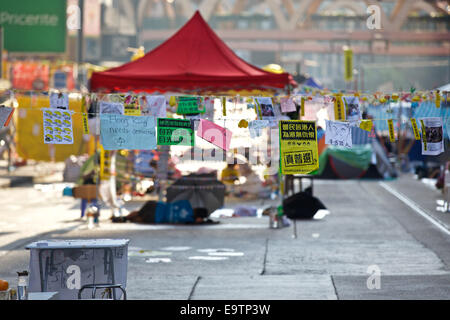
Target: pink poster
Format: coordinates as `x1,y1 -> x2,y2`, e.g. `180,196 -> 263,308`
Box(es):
197,119 -> 232,151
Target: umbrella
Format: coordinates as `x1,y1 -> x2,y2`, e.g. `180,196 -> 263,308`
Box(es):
166,173 -> 225,215
282,187 -> 327,219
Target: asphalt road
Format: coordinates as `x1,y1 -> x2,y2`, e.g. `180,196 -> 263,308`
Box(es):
0,174 -> 449,300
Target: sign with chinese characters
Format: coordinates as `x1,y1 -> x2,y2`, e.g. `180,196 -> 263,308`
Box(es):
157,118 -> 194,146
176,96 -> 205,115
325,120 -> 352,148
279,120 -> 319,175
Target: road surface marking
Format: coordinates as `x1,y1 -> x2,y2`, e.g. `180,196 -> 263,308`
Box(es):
379,182 -> 450,236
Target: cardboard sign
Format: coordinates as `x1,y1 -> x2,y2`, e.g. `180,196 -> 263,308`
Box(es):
419,117 -> 444,155
197,119 -> 232,151
100,114 -> 156,150
99,101 -> 124,115
280,97 -> 296,113
325,120 -> 352,148
49,92 -> 69,110
157,118 -> 194,146
42,108 -> 74,144
176,96 -> 205,115
0,106 -> 15,127
279,120 -> 319,174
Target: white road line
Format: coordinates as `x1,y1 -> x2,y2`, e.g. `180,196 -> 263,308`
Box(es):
379,182 -> 450,237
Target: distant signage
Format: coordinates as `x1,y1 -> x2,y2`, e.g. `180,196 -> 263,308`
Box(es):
0,0 -> 66,52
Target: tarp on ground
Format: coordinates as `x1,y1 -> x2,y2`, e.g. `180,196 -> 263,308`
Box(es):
90,11 -> 296,94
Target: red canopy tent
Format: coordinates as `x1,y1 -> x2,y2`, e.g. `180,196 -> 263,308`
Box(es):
90,11 -> 296,94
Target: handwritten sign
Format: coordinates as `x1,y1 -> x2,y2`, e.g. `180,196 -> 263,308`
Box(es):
197,119 -> 232,151
42,108 -> 74,144
99,101 -> 124,115
157,118 -> 194,146
325,120 -> 352,148
279,120 -> 319,174
100,114 -> 156,150
176,96 -> 205,115
144,95 -> 167,118
248,120 -> 269,138
280,97 -> 296,113
50,93 -> 69,110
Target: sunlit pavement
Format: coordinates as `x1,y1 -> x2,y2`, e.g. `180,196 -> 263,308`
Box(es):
0,174 -> 449,300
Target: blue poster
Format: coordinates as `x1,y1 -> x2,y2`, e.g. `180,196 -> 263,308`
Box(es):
100,114 -> 157,150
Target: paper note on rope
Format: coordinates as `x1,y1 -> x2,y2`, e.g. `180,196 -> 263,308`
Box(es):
144,95 -> 167,118
100,101 -> 124,115
42,108 -> 74,144
100,114 -> 156,150
279,120 -> 319,175
49,93 -> 69,110
177,96 -> 205,115
419,117 -> 444,156
280,97 -> 296,113
197,119 -> 232,151
325,120 -> 352,148
157,118 -> 194,146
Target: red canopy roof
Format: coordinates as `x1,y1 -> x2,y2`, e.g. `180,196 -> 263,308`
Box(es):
90,11 -> 296,93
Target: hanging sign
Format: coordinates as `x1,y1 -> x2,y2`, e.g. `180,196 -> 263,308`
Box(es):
334,94 -> 345,121
280,97 -> 296,113
99,101 -> 124,115
100,114 -> 156,150
359,120 -> 373,132
157,118 -> 194,146
49,92 -> 69,110
387,119 -> 395,142
344,48 -> 353,82
279,120 -> 319,175
300,97 -> 305,117
343,96 -> 361,121
419,117 -> 444,156
124,95 -> 141,116
81,96 -> 89,134
143,95 -> 167,118
325,120 -> 352,148
42,108 -> 74,144
176,96 -> 205,115
410,118 -> 421,140
435,91 -> 441,109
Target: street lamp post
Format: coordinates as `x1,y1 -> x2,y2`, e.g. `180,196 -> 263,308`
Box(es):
77,0 -> 85,89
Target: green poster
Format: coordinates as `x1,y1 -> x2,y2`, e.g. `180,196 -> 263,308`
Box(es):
157,118 -> 194,146
0,0 -> 66,53
176,96 -> 205,115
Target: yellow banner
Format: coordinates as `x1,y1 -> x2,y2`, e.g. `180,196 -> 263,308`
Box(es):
420,119 -> 427,151
334,94 -> 345,121
222,97 -> 227,116
344,49 -> 353,81
388,119 -> 395,142
436,91 -> 441,108
300,97 -> 305,117
359,120 -> 373,132
279,120 -> 319,175
410,118 -> 421,140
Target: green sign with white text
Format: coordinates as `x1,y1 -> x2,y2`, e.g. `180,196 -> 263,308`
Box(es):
0,0 -> 66,53
157,118 -> 195,146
